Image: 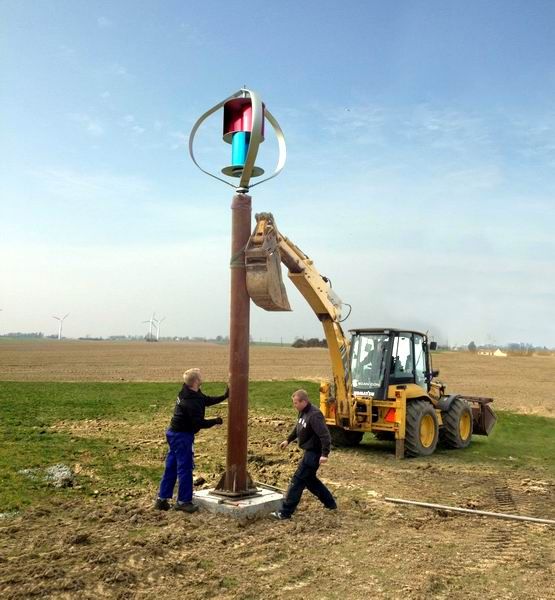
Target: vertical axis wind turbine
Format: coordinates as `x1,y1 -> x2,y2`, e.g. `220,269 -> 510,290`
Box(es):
189,88 -> 286,497
52,313 -> 69,340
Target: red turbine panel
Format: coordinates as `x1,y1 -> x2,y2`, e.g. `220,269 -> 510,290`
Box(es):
223,98 -> 265,144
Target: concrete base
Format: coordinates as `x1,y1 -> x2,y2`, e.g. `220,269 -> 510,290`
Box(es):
193,484 -> 284,520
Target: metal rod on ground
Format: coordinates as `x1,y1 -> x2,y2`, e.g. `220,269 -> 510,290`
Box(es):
384,497 -> 555,525
214,193 -> 255,496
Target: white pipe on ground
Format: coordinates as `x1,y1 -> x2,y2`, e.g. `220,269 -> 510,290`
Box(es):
384,497 -> 555,525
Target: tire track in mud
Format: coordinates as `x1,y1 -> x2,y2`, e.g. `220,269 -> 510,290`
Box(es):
481,479 -> 554,568
477,483 -> 529,570
412,478 -> 555,598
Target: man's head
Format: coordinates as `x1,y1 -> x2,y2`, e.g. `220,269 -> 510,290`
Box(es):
183,368 -> 202,390
291,389 -> 309,411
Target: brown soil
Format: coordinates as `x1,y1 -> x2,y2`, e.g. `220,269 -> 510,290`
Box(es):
1,414 -> 554,599
1,340 -> 554,416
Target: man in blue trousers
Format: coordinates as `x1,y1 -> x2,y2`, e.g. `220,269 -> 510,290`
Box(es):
155,368 -> 228,513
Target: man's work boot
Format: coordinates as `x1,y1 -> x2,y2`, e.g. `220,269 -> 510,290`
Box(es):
154,498 -> 171,511
174,501 -> 199,514
269,511 -> 291,520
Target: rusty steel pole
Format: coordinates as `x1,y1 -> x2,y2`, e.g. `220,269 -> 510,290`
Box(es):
214,193 -> 255,496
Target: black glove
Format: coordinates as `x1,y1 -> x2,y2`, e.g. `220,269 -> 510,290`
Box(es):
214,417 -> 223,425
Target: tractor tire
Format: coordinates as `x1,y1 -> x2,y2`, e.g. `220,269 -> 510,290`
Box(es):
374,431 -> 395,441
329,427 -> 363,447
405,400 -> 439,457
440,398 -> 473,449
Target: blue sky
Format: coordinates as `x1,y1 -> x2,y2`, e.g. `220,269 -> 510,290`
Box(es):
1,1 -> 554,346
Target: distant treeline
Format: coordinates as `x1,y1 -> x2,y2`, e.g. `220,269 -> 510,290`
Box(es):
292,338 -> 328,348
0,332 -> 45,338
466,341 -> 553,355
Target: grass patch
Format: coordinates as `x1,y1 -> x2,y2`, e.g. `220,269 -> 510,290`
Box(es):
0,381 -> 553,512
0,380 -> 317,511
436,410 -> 555,471
363,410 -> 555,472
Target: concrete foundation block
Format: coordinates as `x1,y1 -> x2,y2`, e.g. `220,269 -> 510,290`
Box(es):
193,485 -> 283,520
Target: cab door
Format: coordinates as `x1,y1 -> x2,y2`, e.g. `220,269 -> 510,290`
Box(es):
412,334 -> 427,390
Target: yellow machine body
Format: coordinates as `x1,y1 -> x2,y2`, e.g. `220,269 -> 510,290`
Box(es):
245,213 -> 497,458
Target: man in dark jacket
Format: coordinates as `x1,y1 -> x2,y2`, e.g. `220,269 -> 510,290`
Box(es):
155,368 -> 228,513
271,389 -> 337,519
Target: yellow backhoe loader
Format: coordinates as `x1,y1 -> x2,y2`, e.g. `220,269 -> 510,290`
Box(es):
245,213 -> 496,458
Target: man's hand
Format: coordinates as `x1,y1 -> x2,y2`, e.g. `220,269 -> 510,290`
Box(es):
215,417 -> 223,425
319,456 -> 329,465
279,440 -> 289,450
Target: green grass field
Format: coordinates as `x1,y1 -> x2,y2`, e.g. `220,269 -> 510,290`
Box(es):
1,381 -> 553,512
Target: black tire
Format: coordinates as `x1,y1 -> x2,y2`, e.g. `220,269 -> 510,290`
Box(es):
374,431 -> 395,441
440,398 -> 473,449
405,400 -> 439,457
329,426 -> 363,447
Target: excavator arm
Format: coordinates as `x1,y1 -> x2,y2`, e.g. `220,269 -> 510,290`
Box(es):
245,213 -> 352,415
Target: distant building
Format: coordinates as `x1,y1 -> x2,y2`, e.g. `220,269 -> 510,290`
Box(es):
478,348 -> 507,357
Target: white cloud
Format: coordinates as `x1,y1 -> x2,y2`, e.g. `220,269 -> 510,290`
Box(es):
97,16 -> 114,28
119,114 -> 145,135
68,113 -> 105,137
169,131 -> 188,149
32,167 -> 151,204
108,63 -> 130,78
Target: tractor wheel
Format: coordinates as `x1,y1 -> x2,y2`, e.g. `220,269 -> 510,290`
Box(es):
329,427 -> 363,447
440,398 -> 473,449
405,400 -> 439,457
374,431 -> 395,441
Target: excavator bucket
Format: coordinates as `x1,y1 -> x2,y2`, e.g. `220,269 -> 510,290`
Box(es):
245,213 -> 291,311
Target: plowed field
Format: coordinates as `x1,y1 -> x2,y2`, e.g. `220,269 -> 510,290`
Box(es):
1,340 -> 554,416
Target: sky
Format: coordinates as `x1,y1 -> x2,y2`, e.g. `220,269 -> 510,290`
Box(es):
1,1 -> 554,347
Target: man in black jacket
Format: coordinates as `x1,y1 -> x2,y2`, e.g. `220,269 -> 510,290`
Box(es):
271,389 -> 337,519
155,368 -> 228,513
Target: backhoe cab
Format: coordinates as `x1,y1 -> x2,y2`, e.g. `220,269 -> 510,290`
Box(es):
338,328 -> 496,457
245,213 -> 497,458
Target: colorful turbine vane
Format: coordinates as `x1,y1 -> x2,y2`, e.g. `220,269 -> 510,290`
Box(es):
189,88 -> 286,192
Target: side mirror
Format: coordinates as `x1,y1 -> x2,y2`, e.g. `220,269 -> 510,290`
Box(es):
432,369 -> 440,378
429,341 -> 437,351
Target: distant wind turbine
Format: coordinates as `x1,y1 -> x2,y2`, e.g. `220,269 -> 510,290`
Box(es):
154,316 -> 166,341
143,313 -> 156,340
52,313 -> 69,340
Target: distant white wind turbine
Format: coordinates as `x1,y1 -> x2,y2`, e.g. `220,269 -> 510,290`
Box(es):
52,313 -> 69,340
154,316 -> 166,341
143,313 -> 156,340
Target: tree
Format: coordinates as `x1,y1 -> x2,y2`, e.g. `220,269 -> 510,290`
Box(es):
468,341 -> 477,353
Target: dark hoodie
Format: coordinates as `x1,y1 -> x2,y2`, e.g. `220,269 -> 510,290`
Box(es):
287,402 -> 331,457
169,384 -> 228,434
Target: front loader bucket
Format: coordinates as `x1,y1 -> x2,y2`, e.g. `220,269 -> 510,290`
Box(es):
245,214 -> 291,312
461,396 -> 497,436
472,403 -> 497,436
